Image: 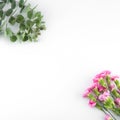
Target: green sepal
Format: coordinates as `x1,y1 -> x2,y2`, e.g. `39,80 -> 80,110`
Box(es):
99,79 -> 107,87
112,89 -> 120,97
104,98 -> 114,109
115,80 -> 120,89
88,94 -> 96,101
106,75 -> 111,85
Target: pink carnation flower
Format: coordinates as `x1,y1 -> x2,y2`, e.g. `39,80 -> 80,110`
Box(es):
88,100 -> 96,107
98,91 -> 110,101
97,84 -> 106,92
115,98 -> 120,105
109,84 -> 115,91
83,89 -> 91,97
105,114 -> 112,120
97,70 -> 111,78
93,70 -> 111,83
111,75 -> 119,81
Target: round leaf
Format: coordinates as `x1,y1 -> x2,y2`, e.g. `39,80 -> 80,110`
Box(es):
16,15 -> 24,23
11,0 -> 16,9
19,23 -> 26,30
10,35 -> 17,42
34,12 -> 41,18
9,0 -> 15,3
19,0 -> 24,8
9,16 -> 16,25
27,10 -> 33,19
26,20 -> 34,27
0,2 -> 5,9
0,10 -> 3,18
6,28 -> 13,36
23,34 -> 28,41
6,9 -> 13,16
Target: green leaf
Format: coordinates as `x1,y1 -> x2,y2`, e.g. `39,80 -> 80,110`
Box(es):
27,10 -> 33,19
0,10 -> 3,18
19,23 -> 26,30
10,35 -> 17,42
20,5 -> 25,13
2,0 -> 7,3
24,4 -> 31,12
11,0 -> 16,9
16,15 -> 24,23
34,18 -> 40,26
28,28 -> 33,33
0,2 -> 5,9
1,13 -> 5,20
19,0 -> 24,8
28,36 -> 32,41
6,9 -> 13,16
26,20 -> 33,27
40,25 -> 46,30
9,16 -> 16,25
9,0 -> 14,3
6,28 -> 13,36
34,12 -> 41,18
23,34 -> 28,41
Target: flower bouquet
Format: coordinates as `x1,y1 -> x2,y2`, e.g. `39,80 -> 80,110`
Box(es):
83,71 -> 120,120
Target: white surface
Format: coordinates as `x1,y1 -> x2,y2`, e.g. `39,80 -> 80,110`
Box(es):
0,0 -> 120,120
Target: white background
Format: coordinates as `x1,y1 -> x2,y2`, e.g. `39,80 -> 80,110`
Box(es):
0,0 -> 120,120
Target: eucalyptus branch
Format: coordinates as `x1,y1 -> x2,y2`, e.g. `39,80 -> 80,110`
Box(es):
0,0 -> 45,42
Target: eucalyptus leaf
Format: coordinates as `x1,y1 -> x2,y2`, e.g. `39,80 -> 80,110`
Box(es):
23,34 -> 28,41
0,2 -> 5,9
1,13 -> 5,20
24,4 -> 31,12
0,10 -> 3,18
2,0 -> 7,3
10,35 -> 17,42
10,0 -> 15,3
20,5 -> 25,13
19,23 -> 26,30
34,12 -> 41,18
6,9 -> 13,16
27,10 -> 33,19
28,36 -> 32,41
16,14 -> 24,23
11,0 -> 16,9
40,25 -> 46,30
9,16 -> 16,25
26,20 -> 33,27
19,0 -> 24,8
6,27 -> 13,36
34,18 -> 40,26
